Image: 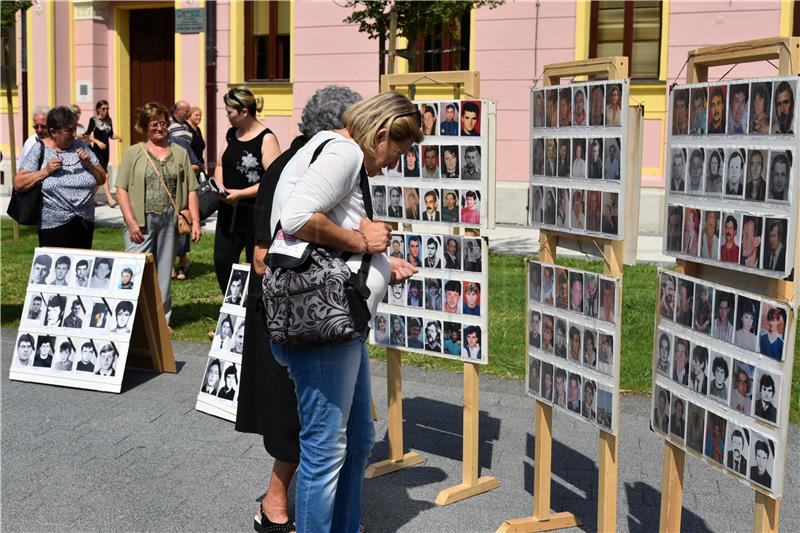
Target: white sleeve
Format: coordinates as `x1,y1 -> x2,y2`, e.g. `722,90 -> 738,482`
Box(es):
280,138 -> 364,234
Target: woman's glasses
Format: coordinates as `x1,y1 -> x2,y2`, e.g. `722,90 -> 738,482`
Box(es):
148,120 -> 168,129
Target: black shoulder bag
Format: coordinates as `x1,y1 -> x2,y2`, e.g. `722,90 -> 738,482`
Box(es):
7,140 -> 46,225
262,138 -> 375,348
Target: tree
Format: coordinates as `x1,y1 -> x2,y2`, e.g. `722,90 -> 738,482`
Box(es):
2,1 -> 32,172
344,0 -> 503,75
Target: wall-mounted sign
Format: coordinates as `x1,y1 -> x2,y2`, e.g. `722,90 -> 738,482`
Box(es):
175,8 -> 204,34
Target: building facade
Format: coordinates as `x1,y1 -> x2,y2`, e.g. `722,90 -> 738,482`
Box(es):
2,0 -> 798,231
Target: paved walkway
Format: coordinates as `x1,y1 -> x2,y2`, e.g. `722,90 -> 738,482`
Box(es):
2,330 -> 797,532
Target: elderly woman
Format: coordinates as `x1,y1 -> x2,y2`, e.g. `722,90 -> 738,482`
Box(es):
213,87 -> 281,296
237,86 -> 364,533
16,106 -> 106,248
269,91 -> 421,532
116,102 -> 201,327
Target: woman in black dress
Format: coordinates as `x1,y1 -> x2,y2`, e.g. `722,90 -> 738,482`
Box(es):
212,87 -> 281,294
235,85 -> 363,533
86,99 -> 122,206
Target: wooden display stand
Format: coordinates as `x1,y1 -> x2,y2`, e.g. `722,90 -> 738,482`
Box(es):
658,36 -> 800,533
498,56 -> 643,533
127,253 -> 176,373
366,71 -> 501,506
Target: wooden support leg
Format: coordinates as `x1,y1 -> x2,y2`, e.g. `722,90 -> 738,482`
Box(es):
496,401 -> 580,532
658,442 -> 685,533
365,348 -> 424,478
753,492 -> 780,533
436,363 -> 500,506
597,432 -> 618,532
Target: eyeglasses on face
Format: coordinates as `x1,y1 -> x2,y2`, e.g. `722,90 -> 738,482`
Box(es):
148,120 -> 168,129
33,124 -> 48,130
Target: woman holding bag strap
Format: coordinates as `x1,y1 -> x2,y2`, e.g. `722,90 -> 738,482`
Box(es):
116,102 -> 201,327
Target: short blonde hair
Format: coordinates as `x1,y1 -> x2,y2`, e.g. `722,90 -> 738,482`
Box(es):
135,102 -> 169,135
189,106 -> 202,116
224,86 -> 258,116
342,91 -> 423,156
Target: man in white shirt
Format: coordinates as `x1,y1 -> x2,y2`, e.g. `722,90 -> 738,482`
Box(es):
17,106 -> 50,169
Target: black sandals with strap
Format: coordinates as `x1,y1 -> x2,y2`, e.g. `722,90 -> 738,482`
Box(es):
254,508 -> 294,533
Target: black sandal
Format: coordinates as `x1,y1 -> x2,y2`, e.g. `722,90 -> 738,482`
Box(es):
254,507 -> 294,533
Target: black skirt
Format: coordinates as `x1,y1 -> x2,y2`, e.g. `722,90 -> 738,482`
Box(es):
235,265 -> 300,463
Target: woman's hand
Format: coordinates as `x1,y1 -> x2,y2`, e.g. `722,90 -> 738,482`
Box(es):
191,222 -> 202,243
220,187 -> 240,205
95,140 -> 107,150
359,218 -> 391,253
125,217 -> 144,244
45,157 -> 62,175
388,256 -> 418,284
76,148 -> 93,167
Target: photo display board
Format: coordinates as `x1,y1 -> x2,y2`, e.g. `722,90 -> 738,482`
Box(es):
524,260 -> 622,435
196,264 -> 248,422
529,80 -> 629,239
651,268 -> 796,498
371,231 -> 489,364
10,247 -> 146,393
664,76 -> 799,278
371,99 -> 494,229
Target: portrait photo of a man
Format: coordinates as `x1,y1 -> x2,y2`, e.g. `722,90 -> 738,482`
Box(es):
771,79 -> 795,134
727,83 -> 749,134
767,151 -> 791,202
707,85 -> 727,133
672,89 -> 689,135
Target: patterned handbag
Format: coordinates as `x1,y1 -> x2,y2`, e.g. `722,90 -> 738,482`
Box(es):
262,138 -> 374,348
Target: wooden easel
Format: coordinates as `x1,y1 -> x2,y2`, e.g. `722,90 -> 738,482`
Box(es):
127,253 -> 176,373
659,36 -> 800,533
498,56 -> 643,533
366,71 -> 501,506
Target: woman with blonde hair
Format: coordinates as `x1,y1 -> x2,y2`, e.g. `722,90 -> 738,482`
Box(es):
269,91 -> 422,532
213,87 -> 281,295
116,102 -> 201,326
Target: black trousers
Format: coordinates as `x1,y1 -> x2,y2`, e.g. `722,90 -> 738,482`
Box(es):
38,217 -> 94,249
213,225 -> 254,295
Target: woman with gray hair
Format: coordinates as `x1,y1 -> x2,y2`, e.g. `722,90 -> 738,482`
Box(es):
235,85 -> 364,533
15,106 -> 107,248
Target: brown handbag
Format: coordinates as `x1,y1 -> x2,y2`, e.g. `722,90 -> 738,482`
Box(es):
140,144 -> 193,234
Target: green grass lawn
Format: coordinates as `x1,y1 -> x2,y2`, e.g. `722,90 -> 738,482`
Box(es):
2,219 -> 797,421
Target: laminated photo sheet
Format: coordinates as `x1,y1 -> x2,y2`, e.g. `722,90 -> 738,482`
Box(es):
10,247 -> 146,393
650,267 -> 796,498
663,76 -> 799,279
524,260 -> 622,435
196,264 -> 249,422
371,231 -> 489,364
371,98 -> 494,230
529,80 -> 629,240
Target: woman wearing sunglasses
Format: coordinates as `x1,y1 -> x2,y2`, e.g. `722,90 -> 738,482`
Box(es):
212,87 -> 281,296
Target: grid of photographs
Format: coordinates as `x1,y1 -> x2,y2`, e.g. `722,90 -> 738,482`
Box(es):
196,264 -> 249,422
651,268 -> 796,498
530,80 -> 628,240
372,99 -> 491,229
371,232 -> 488,364
10,248 -> 146,393
524,260 -> 622,435
664,76 -> 798,278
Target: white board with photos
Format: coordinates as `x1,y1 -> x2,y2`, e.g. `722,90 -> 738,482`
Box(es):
9,247 -> 147,393
195,264 -> 248,422
371,231 -> 489,364
529,80 -> 629,240
664,76 -> 799,279
524,261 -> 622,435
370,99 -> 494,229
651,268 -> 796,498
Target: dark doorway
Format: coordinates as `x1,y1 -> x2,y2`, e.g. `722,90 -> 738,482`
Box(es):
129,8 -> 175,143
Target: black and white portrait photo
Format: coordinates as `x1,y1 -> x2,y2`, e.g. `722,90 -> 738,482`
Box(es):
553,367 -> 567,408
230,319 -> 246,355
76,340 -> 97,373
72,257 -> 92,288
686,148 -> 704,194
705,149 -> 724,194
749,434 -> 775,489
735,295 -> 760,352
573,85 -> 587,126
685,402 -> 705,453
728,427 -> 753,476
372,185 -> 387,218
389,235 -> 405,260
771,79 -> 795,135
567,372 -> 582,414
528,357 -> 541,396
108,300 -> 135,334
424,278 -> 442,311
53,338 -> 75,372
388,280 -> 406,307
730,359 -> 754,415
201,358 -> 222,395
14,332 -> 36,367
669,396 -> 686,441
94,342 -> 119,377
746,149 -> 768,201
672,336 -> 690,386
403,145 -> 420,178
767,150 -> 791,202
711,289 -> 735,343
708,352 -> 731,404
213,314 -> 235,352
217,363 -> 240,401
554,317 -> 567,359
540,362 -> 554,402
601,192 -> 618,235
424,320 -> 442,352
443,236 -> 461,270
528,310 -> 541,349
753,369 -> 779,424
387,186 -> 404,218
762,218 -> 788,273
689,345 -> 708,395
463,238 -> 482,273
653,386 -> 670,434
461,145 -> 481,180
423,235 -> 443,268
655,330 -> 672,378
582,379 -> 597,421
669,148 -> 686,193
406,279 -> 423,308
30,254 -> 53,285
727,83 -> 749,134
89,257 -> 114,289
528,262 -> 542,302
404,187 -> 420,221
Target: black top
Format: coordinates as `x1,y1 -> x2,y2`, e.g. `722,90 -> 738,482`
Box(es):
235,135 -> 307,462
190,126 -> 206,165
219,126 -> 273,235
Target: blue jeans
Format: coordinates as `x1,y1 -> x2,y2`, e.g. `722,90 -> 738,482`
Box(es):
271,335 -> 374,533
